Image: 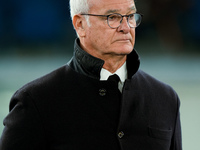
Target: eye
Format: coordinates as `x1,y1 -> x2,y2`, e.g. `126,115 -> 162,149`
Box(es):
108,14 -> 121,21
129,14 -> 135,20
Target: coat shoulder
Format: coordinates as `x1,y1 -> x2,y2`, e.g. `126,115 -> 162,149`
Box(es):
12,65 -> 74,98
133,69 -> 179,100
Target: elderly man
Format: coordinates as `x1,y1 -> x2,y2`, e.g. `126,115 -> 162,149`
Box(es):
0,0 -> 182,150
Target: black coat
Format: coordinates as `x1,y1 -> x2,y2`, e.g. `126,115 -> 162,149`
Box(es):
0,39 -> 182,150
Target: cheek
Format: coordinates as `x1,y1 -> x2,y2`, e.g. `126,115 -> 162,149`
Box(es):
131,30 -> 136,45
88,29 -> 99,44
95,30 -> 111,46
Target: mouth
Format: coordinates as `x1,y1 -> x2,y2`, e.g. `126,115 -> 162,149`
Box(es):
116,39 -> 131,43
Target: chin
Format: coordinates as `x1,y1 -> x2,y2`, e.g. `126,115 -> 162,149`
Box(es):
116,46 -> 134,55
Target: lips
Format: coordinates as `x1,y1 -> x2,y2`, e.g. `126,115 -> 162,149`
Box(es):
116,39 -> 131,42
111,37 -> 132,44
115,36 -> 132,42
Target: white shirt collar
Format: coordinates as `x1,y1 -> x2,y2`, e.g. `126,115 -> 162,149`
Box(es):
100,61 -> 127,80
100,62 -> 127,92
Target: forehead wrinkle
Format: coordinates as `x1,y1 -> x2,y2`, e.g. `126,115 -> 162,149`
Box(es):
104,6 -> 136,15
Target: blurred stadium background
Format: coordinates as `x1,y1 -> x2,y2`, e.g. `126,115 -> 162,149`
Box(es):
0,0 -> 200,149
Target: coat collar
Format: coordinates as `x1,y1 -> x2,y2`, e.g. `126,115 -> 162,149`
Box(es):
68,38 -> 140,80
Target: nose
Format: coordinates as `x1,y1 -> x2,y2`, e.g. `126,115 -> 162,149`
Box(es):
117,17 -> 131,33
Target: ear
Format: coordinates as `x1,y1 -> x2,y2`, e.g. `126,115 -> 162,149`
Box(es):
73,15 -> 86,37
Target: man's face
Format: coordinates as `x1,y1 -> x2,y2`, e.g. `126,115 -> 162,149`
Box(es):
81,0 -> 136,59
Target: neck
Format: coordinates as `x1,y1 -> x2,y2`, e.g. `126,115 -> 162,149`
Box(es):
102,55 -> 127,73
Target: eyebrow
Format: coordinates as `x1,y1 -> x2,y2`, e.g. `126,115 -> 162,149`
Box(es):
104,6 -> 137,15
105,9 -> 120,15
128,6 -> 137,13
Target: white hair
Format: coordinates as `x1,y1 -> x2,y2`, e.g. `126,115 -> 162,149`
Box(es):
69,0 -> 91,26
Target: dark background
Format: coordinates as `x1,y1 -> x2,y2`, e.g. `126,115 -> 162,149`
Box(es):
0,0 -> 199,54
